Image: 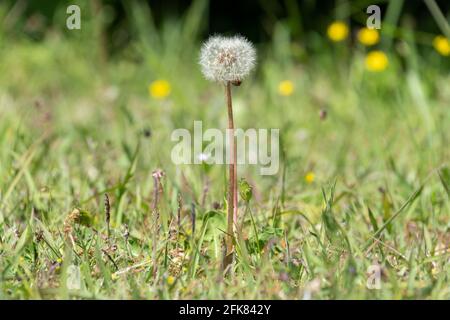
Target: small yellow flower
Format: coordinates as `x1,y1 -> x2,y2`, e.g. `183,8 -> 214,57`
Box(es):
278,80 -> 294,96
357,28 -> 380,46
327,21 -> 349,42
149,80 -> 171,99
305,172 -> 315,184
57,258 -> 63,264
365,51 -> 388,72
111,273 -> 119,281
166,276 -> 175,285
433,35 -> 450,56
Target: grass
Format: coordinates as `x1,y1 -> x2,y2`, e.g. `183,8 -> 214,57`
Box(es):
0,0 -> 449,299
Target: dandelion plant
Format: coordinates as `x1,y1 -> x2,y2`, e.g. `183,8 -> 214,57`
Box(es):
199,35 -> 256,268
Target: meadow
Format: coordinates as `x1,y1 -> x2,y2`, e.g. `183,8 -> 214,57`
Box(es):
0,0 -> 449,299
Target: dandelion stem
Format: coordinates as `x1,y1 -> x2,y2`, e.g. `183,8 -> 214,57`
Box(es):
151,170 -> 164,279
224,81 -> 236,268
233,141 -> 238,229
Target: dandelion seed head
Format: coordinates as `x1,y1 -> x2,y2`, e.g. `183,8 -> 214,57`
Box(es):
199,35 -> 256,83
197,153 -> 210,162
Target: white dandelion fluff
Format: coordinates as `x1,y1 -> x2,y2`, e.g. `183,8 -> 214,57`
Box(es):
197,152 -> 210,162
198,36 -> 256,265
199,35 -> 256,83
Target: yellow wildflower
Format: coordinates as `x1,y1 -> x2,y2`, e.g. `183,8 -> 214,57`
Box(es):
278,80 -> 294,96
327,21 -> 349,42
305,172 -> 315,184
365,51 -> 388,72
149,80 -> 171,99
433,35 -> 450,56
167,276 -> 175,285
111,273 -> 119,281
357,28 -> 380,46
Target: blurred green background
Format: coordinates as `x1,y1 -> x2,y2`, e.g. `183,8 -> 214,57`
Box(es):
0,0 -> 449,299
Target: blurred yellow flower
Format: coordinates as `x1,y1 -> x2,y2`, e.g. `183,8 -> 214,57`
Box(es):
357,28 -> 379,46
327,21 -> 349,42
149,80 -> 171,99
433,35 -> 450,56
278,80 -> 294,96
305,172 -> 315,184
167,276 -> 175,285
365,51 -> 388,72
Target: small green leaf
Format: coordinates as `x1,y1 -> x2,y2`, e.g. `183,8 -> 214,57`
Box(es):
238,178 -> 253,202
367,207 -> 379,233
438,166 -> 450,198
